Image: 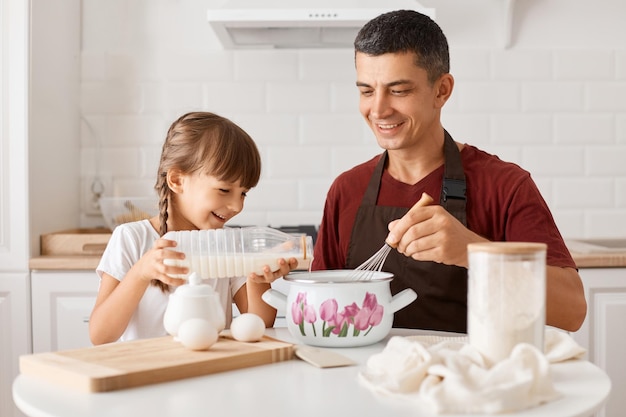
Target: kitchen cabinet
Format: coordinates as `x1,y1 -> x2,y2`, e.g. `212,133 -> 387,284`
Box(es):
30,271 -> 99,353
0,274 -> 30,417
571,267 -> 626,417
29,262 -> 288,353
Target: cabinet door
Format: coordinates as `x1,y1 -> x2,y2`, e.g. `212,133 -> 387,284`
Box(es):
31,271 -> 99,353
572,268 -> 626,417
0,273 -> 30,417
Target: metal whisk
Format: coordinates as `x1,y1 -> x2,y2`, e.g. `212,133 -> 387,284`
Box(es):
348,192 -> 434,281
349,243 -> 393,281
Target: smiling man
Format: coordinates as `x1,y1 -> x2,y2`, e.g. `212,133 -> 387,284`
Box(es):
311,10 -> 586,333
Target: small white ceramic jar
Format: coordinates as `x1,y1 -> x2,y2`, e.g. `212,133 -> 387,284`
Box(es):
163,273 -> 226,337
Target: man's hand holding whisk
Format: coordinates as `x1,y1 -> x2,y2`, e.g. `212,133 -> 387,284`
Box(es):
386,192 -> 488,268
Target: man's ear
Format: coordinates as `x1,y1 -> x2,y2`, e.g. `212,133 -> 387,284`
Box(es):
434,73 -> 454,108
166,169 -> 184,194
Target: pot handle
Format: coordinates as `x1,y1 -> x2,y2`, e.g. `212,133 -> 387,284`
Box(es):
389,288 -> 418,313
261,289 -> 287,310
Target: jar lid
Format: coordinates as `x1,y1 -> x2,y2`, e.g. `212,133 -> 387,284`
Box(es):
467,242 -> 547,254
174,272 -> 215,297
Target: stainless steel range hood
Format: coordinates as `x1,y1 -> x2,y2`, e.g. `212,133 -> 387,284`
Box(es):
207,1 -> 435,49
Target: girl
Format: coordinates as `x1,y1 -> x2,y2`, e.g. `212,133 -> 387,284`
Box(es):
89,112 -> 297,345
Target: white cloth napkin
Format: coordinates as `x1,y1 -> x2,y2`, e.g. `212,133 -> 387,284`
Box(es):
358,329 -> 586,414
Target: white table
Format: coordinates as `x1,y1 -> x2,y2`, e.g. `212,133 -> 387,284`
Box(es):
13,328 -> 611,417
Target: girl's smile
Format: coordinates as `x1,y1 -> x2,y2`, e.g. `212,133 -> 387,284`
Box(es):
168,171 -> 249,231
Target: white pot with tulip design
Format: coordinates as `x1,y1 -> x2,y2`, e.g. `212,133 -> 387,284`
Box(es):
262,270 -> 417,347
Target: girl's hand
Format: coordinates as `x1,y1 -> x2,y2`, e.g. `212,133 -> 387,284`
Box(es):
247,257 -> 298,284
131,238 -> 188,287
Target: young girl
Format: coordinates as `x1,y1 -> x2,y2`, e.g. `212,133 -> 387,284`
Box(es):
89,112 -> 297,345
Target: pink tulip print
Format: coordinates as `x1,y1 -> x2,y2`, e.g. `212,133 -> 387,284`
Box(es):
354,292 -> 384,335
291,292 -> 384,338
292,292 -> 317,336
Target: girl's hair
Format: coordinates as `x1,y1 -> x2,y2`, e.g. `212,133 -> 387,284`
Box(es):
152,111 -> 261,291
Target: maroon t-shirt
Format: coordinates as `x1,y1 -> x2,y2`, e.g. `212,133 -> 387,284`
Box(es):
312,145 -> 576,270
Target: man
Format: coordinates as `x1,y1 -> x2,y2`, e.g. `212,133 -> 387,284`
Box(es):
311,10 -> 586,333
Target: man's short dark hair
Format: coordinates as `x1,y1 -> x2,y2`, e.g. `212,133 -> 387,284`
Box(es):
354,10 -> 450,84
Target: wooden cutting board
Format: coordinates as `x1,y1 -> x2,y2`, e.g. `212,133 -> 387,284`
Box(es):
19,335 -> 293,393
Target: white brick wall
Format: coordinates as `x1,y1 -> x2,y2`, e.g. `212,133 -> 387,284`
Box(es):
78,0 -> 626,239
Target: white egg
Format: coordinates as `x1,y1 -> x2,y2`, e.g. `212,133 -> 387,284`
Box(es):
178,318 -> 218,351
230,313 -> 265,342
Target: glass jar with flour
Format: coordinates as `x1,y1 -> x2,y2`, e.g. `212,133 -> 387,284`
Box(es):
163,227 -> 314,280
467,242 -> 547,365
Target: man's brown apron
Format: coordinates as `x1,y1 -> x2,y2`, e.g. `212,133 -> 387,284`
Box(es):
345,131 -> 468,333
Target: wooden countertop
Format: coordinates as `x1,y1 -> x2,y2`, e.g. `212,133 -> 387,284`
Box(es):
29,256 -> 313,271
29,256 -> 101,270
29,234 -> 626,270
30,248 -> 626,271
565,239 -> 626,268
570,252 -> 626,268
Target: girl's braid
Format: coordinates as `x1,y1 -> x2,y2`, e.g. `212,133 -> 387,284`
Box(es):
152,172 -> 171,292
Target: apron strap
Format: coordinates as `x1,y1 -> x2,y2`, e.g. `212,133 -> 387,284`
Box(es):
361,152 -> 387,206
441,130 -> 467,227
360,131 -> 467,227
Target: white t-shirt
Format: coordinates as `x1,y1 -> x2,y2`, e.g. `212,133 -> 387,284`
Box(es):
96,220 -> 246,342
